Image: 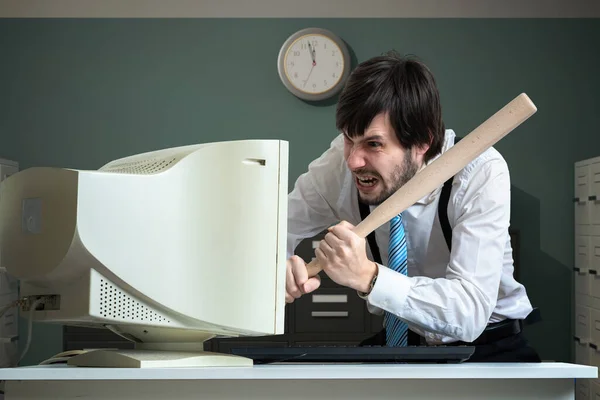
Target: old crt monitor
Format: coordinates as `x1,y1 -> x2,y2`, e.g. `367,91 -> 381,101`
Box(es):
0,139 -> 288,368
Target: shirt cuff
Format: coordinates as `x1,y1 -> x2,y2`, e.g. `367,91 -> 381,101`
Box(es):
366,264 -> 413,315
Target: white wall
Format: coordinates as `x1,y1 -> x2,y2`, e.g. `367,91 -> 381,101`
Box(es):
1,0 -> 599,17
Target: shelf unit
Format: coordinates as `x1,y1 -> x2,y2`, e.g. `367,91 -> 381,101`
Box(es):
574,155 -> 600,400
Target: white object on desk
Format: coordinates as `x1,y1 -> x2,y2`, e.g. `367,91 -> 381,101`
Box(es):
0,362 -> 595,400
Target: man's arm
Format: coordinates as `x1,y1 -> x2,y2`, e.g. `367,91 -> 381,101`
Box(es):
285,136 -> 346,303
287,171 -> 338,258
365,157 -> 511,343
287,136 -> 346,258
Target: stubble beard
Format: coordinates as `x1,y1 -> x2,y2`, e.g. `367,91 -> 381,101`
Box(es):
358,154 -> 420,206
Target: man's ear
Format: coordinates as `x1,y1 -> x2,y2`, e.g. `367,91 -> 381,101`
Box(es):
414,130 -> 434,158
413,141 -> 430,158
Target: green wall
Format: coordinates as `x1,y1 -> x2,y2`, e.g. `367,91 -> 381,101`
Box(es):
1,18 -> 598,365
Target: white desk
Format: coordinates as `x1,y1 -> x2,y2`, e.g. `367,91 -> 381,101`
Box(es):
0,362 -> 596,399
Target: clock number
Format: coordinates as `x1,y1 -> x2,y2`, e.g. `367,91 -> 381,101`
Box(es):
332,72 -> 337,78
332,50 -> 336,56
312,83 -> 316,89
324,80 -> 328,86
293,51 -> 300,56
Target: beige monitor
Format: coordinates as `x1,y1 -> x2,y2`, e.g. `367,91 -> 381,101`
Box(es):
0,140 -> 288,368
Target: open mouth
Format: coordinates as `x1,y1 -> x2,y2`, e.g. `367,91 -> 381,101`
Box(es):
356,175 -> 379,188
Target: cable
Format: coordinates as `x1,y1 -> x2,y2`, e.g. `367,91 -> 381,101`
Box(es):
17,297 -> 44,366
0,295 -> 60,367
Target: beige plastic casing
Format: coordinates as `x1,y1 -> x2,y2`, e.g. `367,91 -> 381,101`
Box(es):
0,140 -> 288,367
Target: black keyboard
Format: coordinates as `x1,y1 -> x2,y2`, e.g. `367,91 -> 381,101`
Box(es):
229,345 -> 475,364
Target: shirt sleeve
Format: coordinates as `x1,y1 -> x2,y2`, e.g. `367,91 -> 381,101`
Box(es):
366,157 -> 511,343
287,136 -> 345,258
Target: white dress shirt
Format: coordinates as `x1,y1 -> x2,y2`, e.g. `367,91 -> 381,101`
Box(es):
287,129 -> 534,344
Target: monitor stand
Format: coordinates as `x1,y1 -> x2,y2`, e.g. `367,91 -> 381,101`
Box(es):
66,342 -> 253,368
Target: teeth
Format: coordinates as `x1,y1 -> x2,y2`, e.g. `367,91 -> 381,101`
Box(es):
357,176 -> 377,187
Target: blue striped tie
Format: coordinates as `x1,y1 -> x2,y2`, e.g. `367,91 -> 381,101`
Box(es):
384,214 -> 408,346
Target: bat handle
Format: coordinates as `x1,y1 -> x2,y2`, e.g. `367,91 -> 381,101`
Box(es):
304,222 -> 373,277
306,258 -> 322,277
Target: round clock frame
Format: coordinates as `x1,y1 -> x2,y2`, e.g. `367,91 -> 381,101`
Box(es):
277,28 -> 351,101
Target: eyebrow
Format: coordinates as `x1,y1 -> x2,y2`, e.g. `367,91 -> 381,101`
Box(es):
345,133 -> 386,143
363,134 -> 385,142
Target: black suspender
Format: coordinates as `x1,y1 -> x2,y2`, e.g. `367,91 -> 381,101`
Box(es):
358,200 -> 383,264
438,176 -> 454,252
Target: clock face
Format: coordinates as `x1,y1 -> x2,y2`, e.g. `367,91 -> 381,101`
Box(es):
283,34 -> 345,95
277,28 -> 350,101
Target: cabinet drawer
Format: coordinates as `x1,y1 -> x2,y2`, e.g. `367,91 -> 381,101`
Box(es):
590,308 -> 600,346
590,381 -> 600,400
577,269 -> 592,297
590,163 -> 600,201
294,288 -> 366,333
591,272 -> 600,300
577,202 -> 591,226
577,378 -> 591,400
576,305 -> 591,342
589,163 -> 600,226
576,165 -> 590,201
578,236 -> 591,270
576,339 -> 591,365
591,237 -> 600,275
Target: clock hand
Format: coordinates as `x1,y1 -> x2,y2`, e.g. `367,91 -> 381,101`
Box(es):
308,42 -> 316,66
303,64 -> 314,88
304,41 -> 316,88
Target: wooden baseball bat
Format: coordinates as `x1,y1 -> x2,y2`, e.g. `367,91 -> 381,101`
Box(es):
306,92 -> 537,278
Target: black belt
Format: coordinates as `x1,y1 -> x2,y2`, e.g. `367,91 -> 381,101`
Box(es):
446,318 -> 523,347
447,308 -> 541,346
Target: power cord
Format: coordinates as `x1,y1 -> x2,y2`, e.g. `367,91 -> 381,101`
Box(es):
18,297 -> 45,366
0,296 -> 50,367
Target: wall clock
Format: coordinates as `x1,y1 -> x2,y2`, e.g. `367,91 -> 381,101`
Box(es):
277,28 -> 351,101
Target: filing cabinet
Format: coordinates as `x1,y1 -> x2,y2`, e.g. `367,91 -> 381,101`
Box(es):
573,156 -> 600,400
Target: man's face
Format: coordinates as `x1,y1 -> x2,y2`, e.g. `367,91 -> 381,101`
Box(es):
343,113 -> 427,205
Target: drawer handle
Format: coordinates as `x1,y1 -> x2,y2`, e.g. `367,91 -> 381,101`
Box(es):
312,294 -> 348,303
590,343 -> 598,350
575,336 -> 589,344
311,311 -> 349,318
591,269 -> 598,275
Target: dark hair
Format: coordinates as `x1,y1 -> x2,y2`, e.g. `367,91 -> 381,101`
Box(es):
335,51 -> 445,162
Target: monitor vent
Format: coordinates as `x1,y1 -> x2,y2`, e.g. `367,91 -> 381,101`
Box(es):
100,157 -> 177,175
99,279 -> 170,323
